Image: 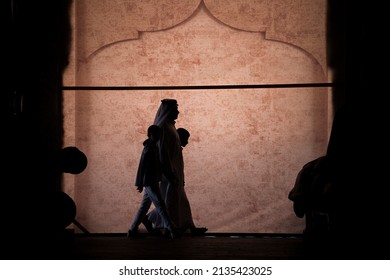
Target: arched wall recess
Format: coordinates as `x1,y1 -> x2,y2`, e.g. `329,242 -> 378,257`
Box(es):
77,0 -> 327,75
77,0 -> 202,61
203,0 -> 327,76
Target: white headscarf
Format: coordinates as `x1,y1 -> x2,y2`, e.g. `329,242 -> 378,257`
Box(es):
153,99 -> 178,127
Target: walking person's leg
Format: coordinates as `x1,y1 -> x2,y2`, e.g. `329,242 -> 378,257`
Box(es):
146,185 -> 178,238
127,191 -> 152,237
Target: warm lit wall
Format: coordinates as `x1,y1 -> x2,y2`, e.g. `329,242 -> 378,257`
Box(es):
63,0 -> 329,233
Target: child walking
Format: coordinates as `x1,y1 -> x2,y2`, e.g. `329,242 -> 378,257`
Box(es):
127,125 -> 178,238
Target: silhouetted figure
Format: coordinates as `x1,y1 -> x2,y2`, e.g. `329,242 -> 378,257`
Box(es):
127,125 -> 178,238
177,127 -> 190,147
147,99 -> 207,235
175,127 -> 208,235
145,99 -> 182,236
288,156 -> 332,235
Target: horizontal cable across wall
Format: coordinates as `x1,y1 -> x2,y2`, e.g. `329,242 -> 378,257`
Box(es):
62,83 -> 335,91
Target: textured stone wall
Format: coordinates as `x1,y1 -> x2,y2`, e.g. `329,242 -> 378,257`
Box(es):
63,0 -> 329,233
